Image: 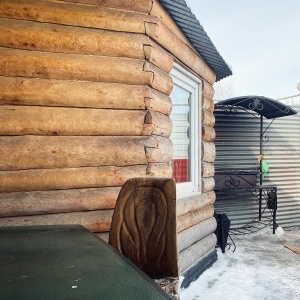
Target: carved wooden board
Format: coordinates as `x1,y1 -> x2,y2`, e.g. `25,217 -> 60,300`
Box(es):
109,178 -> 178,279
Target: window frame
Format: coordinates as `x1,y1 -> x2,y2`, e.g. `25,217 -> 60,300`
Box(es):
170,63 -> 202,199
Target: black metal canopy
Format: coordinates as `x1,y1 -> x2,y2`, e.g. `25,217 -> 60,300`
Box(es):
215,96 -> 297,119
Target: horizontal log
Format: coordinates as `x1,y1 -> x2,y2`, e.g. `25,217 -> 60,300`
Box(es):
145,137 -> 173,163
177,191 -> 215,217
146,163 -> 172,178
0,165 -> 149,193
202,125 -> 216,142
202,109 -> 215,127
143,62 -> 173,95
0,48 -> 171,94
0,210 -> 114,232
178,218 -> 217,252
202,142 -> 216,163
179,234 -> 217,272
60,0 -> 153,13
144,44 -> 174,74
0,0 -> 155,33
202,162 -> 215,178
150,0 -> 198,54
0,105 -> 154,136
0,136 -> 158,170
202,80 -> 214,99
145,111 -> 173,137
145,21 -> 216,85
145,89 -> 172,115
202,96 -> 214,112
0,76 -> 172,114
177,205 -> 214,232
0,18 -> 148,58
202,177 -> 215,193
0,187 -> 121,217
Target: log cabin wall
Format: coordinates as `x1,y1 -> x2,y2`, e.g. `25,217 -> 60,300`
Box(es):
0,0 -> 217,274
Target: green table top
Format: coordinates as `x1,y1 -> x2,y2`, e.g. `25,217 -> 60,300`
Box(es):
0,225 -> 170,300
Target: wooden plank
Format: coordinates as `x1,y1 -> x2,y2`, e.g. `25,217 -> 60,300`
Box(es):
0,105 -> 153,136
60,0 -> 153,13
0,0 -> 154,33
0,136 -> 157,170
177,205 -> 214,233
0,210 -> 113,232
284,244 -> 300,254
109,178 -> 178,278
0,187 -> 121,217
145,21 -> 216,85
179,234 -> 217,272
0,165 -> 149,192
145,89 -> 172,115
177,191 -> 216,217
178,218 -> 217,252
0,17 -> 147,58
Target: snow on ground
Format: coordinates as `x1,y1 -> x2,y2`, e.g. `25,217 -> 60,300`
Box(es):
181,227 -> 300,300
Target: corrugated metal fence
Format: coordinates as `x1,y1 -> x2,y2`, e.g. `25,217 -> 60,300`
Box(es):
214,105 -> 300,228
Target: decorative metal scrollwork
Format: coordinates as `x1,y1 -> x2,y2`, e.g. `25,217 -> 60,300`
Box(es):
249,99 -> 263,111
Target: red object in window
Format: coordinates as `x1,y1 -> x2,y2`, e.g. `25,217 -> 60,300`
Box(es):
172,159 -> 189,183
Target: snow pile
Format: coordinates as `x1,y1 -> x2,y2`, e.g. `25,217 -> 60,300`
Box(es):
181,227 -> 300,300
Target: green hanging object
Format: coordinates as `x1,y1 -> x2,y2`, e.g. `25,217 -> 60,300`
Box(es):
262,160 -> 269,178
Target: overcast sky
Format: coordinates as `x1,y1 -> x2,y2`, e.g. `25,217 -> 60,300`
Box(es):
186,0 -> 300,100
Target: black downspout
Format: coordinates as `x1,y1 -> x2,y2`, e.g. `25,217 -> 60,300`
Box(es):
259,115 -> 263,220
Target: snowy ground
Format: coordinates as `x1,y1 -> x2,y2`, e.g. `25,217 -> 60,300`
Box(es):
181,226 -> 300,300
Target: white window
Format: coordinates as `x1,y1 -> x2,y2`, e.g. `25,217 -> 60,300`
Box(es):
170,64 -> 202,198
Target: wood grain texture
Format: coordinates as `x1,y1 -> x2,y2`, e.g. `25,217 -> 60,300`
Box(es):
0,0 -> 154,33
0,17 -> 147,58
0,48 -> 171,94
0,165 -> 149,192
202,80 -> 214,99
145,111 -> 173,137
0,106 -> 152,136
178,217 -> 217,252
202,162 -> 215,178
202,95 -> 214,112
145,21 -> 216,85
60,0 -> 153,13
0,136 -> 157,170
0,187 -> 121,217
177,191 -> 216,217
202,109 -> 215,127
109,178 -> 178,278
202,142 -> 216,163
202,125 -> 216,142
0,77 -> 172,114
202,177 -> 215,193
0,210 -> 113,232
145,137 -> 173,163
146,163 -> 172,178
177,205 -> 214,233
